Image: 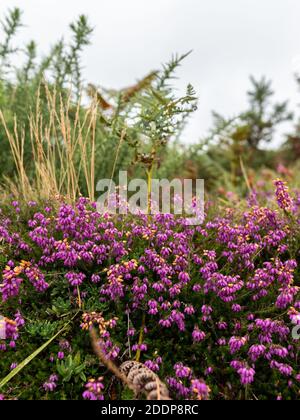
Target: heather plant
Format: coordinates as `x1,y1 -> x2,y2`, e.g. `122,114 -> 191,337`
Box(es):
1,180 -> 300,400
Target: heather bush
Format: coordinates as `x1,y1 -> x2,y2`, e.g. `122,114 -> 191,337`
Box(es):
1,179 -> 300,400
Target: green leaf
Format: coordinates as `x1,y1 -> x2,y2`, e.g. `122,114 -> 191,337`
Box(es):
0,312 -> 79,389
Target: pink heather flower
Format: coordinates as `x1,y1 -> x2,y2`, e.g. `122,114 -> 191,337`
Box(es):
83,378 -> 104,401
229,336 -> 248,354
230,360 -> 244,370
59,340 -> 72,352
217,338 -> 227,346
65,272 -> 86,287
289,308 -> 300,325
274,179 -> 293,212
205,367 -> 214,376
184,306 -> 195,315
201,305 -> 213,316
192,326 -> 206,343
144,358 -> 162,373
140,344 -> 148,352
232,304 -> 242,313
248,345 -> 266,362
148,300 -> 158,315
28,201 -> 37,207
276,287 -> 299,309
91,274 -> 101,284
174,363 -> 192,379
43,375 -> 58,392
14,311 -> 25,328
270,361 -> 293,377
57,352 -> 65,360
217,322 -> 228,330
127,328 -> 135,337
238,367 -> 255,386
0,395 -> 5,400
191,379 -> 210,400
132,344 -> 147,352
178,272 -> 190,284
167,378 -> 190,399
107,346 -> 120,360
268,345 -> 288,359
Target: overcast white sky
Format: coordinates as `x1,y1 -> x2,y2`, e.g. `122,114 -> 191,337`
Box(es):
1,0 -> 300,145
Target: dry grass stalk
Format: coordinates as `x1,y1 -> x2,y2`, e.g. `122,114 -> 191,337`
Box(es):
90,328 -> 132,388
0,84 -> 98,203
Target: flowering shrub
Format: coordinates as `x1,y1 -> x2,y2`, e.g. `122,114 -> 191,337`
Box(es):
0,180 -> 300,400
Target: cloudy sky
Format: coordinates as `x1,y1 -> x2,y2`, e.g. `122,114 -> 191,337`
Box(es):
1,0 -> 300,144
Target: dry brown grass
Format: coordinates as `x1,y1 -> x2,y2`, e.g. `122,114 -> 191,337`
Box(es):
0,85 -> 98,203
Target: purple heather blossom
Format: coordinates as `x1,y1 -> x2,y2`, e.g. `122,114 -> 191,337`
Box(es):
201,305 -> 213,316
83,378 -> 104,401
192,326 -> 206,343
270,361 -> 293,377
238,367 -> 255,386
59,340 -> 72,352
229,336 -> 248,354
43,375 -> 59,392
205,367 -> 214,376
190,379 -> 210,400
167,378 -> 190,399
174,363 -> 192,379
248,345 -> 266,362
91,274 -> 101,284
65,272 -> 86,287
232,304 -> 242,313
144,357 -> 162,373
2,185 -> 300,400
127,328 -> 136,337
274,179 -> 294,212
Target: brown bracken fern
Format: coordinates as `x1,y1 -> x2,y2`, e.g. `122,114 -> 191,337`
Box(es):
90,328 -> 171,400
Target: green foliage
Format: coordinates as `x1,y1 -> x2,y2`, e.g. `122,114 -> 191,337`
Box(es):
25,320 -> 61,340
49,297 -> 72,318
211,77 -> 293,152
126,53 -> 197,174
0,8 -> 94,182
0,8 -> 23,72
242,76 -> 293,149
56,353 -> 86,383
121,387 -> 135,400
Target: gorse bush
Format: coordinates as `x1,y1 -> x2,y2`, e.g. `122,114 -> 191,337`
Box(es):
1,180 -> 300,400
